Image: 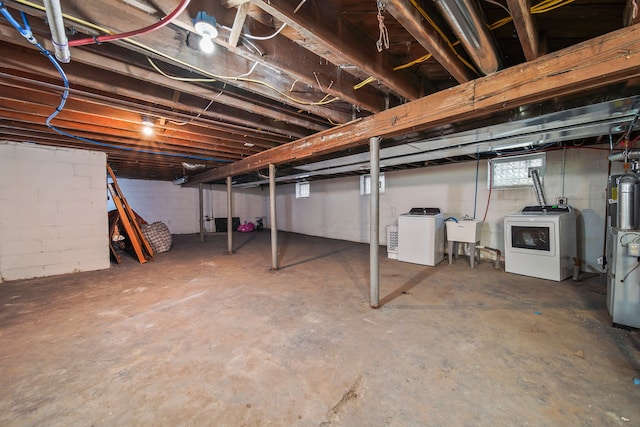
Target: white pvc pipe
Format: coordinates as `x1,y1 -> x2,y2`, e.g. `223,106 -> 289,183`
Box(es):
43,0 -> 70,63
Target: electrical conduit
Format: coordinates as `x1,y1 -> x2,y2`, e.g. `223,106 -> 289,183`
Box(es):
43,0 -> 69,62
68,0 -> 190,47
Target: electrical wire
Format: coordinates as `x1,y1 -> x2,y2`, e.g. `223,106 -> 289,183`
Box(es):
393,53 -> 432,71
354,76 -> 376,90
236,61 -> 259,78
11,0 -> 339,107
392,0 -> 574,71
619,232 -> 640,246
168,98 -> 215,126
220,23 -> 287,41
1,70 -> 283,138
620,260 -> 640,283
0,4 -> 232,163
489,0 -> 575,31
146,57 -> 339,106
483,0 -> 511,14
68,0 -> 191,47
239,37 -> 264,57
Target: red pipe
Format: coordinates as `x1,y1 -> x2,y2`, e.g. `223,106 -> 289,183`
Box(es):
68,0 -> 191,47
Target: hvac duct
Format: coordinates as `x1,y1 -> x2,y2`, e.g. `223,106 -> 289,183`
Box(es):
608,149 -> 640,162
617,174 -> 638,230
433,0 -> 500,75
530,168 -> 547,206
43,0 -> 70,63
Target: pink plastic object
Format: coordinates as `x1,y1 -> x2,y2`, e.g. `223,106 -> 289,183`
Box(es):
237,221 -> 255,232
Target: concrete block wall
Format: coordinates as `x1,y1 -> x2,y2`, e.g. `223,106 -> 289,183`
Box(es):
274,146 -> 614,270
0,142 -> 109,282
108,179 -> 200,234
108,180 -> 268,234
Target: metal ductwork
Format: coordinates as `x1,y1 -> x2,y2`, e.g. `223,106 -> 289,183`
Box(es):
433,0 -> 500,75
608,149 -> 640,162
530,168 -> 547,206
43,0 -> 70,63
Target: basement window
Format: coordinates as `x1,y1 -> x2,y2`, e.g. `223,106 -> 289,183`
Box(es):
490,153 -> 546,189
296,181 -> 310,198
360,173 -> 386,195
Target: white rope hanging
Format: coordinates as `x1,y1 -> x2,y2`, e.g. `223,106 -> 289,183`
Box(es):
376,1 -> 389,52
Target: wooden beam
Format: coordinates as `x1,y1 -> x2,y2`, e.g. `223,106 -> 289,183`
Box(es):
0,76 -> 290,150
176,1 -> 388,113
229,2 -> 251,47
213,17 -> 389,114
384,0 -> 474,83
506,0 -> 539,61
0,109 -> 241,161
246,0 -> 422,101
0,31 -> 323,136
3,1 -> 353,124
624,0 -> 640,26
190,24 -> 640,183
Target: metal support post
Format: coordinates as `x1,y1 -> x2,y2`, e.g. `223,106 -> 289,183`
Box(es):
269,164 -> 279,270
199,183 -> 204,242
370,136 -> 381,307
226,176 -> 233,254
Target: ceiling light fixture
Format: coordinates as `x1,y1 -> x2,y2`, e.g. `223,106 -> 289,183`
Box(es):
193,11 -> 218,54
141,116 -> 154,136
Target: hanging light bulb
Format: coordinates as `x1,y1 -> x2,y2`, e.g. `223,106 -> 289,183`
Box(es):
199,36 -> 214,54
141,116 -> 154,136
193,11 -> 218,54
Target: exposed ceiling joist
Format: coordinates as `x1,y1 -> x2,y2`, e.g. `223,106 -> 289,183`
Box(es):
383,0 -> 473,84
241,0 -> 422,101
506,0 -> 540,60
0,29 -> 321,137
7,0 -> 354,123
228,2 -> 250,47
211,16 -> 387,114
191,23 -> 640,183
624,0 -> 640,26
0,0 -> 633,182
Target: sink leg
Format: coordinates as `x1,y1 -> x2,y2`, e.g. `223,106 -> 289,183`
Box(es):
469,242 -> 476,268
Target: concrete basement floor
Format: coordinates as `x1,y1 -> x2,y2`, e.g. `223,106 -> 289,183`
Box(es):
1,231 -> 640,426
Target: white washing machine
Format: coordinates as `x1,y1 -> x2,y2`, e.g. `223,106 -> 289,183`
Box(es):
397,208 -> 445,266
504,205 -> 577,281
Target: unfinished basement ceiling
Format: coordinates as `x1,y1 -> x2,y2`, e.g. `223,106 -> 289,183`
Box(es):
0,0 -> 638,183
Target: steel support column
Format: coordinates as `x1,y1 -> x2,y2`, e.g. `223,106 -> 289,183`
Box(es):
199,183 -> 204,242
370,136 -> 381,308
226,176 -> 233,254
269,164 -> 278,270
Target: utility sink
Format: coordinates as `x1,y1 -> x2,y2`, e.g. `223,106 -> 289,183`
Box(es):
446,220 -> 483,243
